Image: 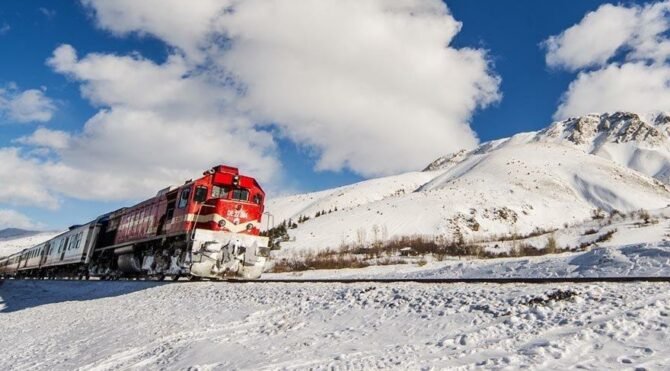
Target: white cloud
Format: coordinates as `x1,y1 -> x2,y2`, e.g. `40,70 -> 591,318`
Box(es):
82,0 -> 500,177
81,0 -> 230,61
213,0 -> 500,176
546,1 -> 670,119
544,4 -> 638,71
0,86 -> 57,123
0,148 -> 60,209
39,8 -> 57,19
15,127 -> 72,150
0,0 -> 501,209
555,63 -> 670,119
6,45 -> 280,205
0,209 -> 43,230
545,2 -> 670,70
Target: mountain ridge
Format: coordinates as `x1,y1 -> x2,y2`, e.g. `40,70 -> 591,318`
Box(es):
265,112 -> 670,253
0,228 -> 40,240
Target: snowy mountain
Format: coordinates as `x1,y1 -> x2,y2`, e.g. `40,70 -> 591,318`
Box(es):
265,112 -> 670,253
0,230 -> 62,257
0,228 -> 39,240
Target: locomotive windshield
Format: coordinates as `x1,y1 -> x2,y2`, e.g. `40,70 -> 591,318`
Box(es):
211,185 -> 229,199
231,188 -> 249,201
211,184 -> 251,202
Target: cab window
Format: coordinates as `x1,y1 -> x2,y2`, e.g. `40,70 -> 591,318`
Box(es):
211,185 -> 229,199
178,187 -> 191,208
253,194 -> 263,205
194,186 -> 208,203
231,188 -> 249,201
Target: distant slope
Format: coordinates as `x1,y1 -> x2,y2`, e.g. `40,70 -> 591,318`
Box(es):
266,112 -> 670,253
0,228 -> 40,240
267,170 -> 444,224
0,231 -> 62,257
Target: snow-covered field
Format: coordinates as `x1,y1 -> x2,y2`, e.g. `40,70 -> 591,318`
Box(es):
265,216 -> 670,280
1,280 -> 669,370
266,242 -> 670,280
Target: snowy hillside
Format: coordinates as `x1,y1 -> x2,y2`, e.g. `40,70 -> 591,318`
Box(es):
0,231 -> 62,257
266,212 -> 670,279
0,228 -> 39,239
266,112 -> 670,253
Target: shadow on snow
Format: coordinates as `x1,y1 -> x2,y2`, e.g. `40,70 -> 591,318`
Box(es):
0,279 -> 166,313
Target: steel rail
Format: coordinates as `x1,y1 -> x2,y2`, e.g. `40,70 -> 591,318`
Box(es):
3,276 -> 670,284
244,277 -> 670,284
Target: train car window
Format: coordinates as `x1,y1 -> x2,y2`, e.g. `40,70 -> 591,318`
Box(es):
231,188 -> 249,201
194,186 -> 208,203
177,187 -> 191,209
211,185 -> 229,199
253,194 -> 263,205
166,207 -> 174,221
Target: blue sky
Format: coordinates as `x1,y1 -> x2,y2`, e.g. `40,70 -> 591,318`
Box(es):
0,0 -> 667,230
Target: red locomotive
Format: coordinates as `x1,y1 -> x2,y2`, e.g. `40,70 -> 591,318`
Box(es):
0,165 -> 270,280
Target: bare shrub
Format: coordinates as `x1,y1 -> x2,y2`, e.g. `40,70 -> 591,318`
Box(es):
495,227 -> 557,242
271,229 -> 580,273
609,209 -> 625,219
638,209 -> 651,223
594,229 -> 617,243
270,253 -> 370,273
591,208 -> 606,220
632,209 -> 658,226
377,257 -> 408,266
582,228 -> 598,235
509,244 -> 547,257
544,234 -> 558,254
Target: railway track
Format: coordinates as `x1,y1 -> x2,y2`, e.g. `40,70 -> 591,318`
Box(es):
3,276 -> 670,284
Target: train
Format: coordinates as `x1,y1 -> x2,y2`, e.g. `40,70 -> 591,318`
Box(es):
0,165 -> 270,280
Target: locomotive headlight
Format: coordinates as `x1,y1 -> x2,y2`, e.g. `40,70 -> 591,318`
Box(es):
246,223 -> 254,231
218,220 -> 226,228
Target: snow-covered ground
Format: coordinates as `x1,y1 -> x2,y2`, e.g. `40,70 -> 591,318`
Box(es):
1,280 -> 669,370
266,215 -> 670,280
266,242 -> 670,280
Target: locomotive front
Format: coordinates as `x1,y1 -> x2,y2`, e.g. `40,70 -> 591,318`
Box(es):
186,165 -> 270,279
